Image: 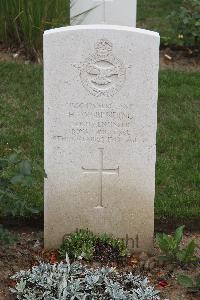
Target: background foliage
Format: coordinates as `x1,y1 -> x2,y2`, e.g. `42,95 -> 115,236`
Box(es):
0,224 -> 17,245
0,0 -> 70,60
0,149 -> 42,216
156,226 -> 199,265
169,0 -> 200,47
138,0 -> 199,48
0,0 -> 199,60
178,273 -> 200,294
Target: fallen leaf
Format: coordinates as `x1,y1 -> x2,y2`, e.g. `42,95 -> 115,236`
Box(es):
158,280 -> 168,288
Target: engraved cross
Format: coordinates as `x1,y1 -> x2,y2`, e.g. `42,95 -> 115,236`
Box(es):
82,148 -> 119,208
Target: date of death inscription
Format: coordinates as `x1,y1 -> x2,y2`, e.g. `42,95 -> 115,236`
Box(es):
53,101 -> 137,144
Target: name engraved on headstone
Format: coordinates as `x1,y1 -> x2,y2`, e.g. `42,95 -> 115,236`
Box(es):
53,101 -> 136,144
82,148 -> 119,208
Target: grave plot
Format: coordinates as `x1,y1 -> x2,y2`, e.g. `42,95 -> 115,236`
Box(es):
0,0 -> 199,299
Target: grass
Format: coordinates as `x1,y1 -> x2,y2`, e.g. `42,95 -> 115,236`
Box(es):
0,62 -> 43,213
137,0 -> 182,41
0,0 -> 70,59
0,61 -> 199,222
156,70 -> 200,220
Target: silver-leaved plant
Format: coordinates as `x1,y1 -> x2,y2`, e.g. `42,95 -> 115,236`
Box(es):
10,255 -> 167,300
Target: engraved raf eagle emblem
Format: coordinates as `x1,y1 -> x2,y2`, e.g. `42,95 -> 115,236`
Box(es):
86,63 -> 119,86
75,39 -> 126,97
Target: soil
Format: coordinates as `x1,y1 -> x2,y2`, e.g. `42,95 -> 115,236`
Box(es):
0,44 -> 200,72
2,214 -> 200,233
0,229 -> 199,300
159,48 -> 200,72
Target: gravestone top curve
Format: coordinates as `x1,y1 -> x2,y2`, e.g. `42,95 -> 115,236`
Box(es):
44,24 -> 159,38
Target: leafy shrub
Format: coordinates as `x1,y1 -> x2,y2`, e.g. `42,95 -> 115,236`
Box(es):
0,225 -> 17,246
59,229 -> 97,261
59,229 -> 128,262
97,233 -> 128,258
156,225 -> 199,264
0,149 -> 41,216
178,273 -> 200,294
169,0 -> 200,48
10,258 -> 164,299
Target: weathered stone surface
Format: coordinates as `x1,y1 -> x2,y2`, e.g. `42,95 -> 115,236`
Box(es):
71,0 -> 137,27
44,25 -> 160,251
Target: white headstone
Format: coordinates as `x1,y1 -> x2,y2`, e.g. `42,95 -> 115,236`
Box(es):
71,0 -> 137,27
44,25 -> 159,252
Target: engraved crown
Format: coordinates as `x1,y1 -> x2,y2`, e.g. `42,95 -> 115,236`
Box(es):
95,39 -> 112,56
